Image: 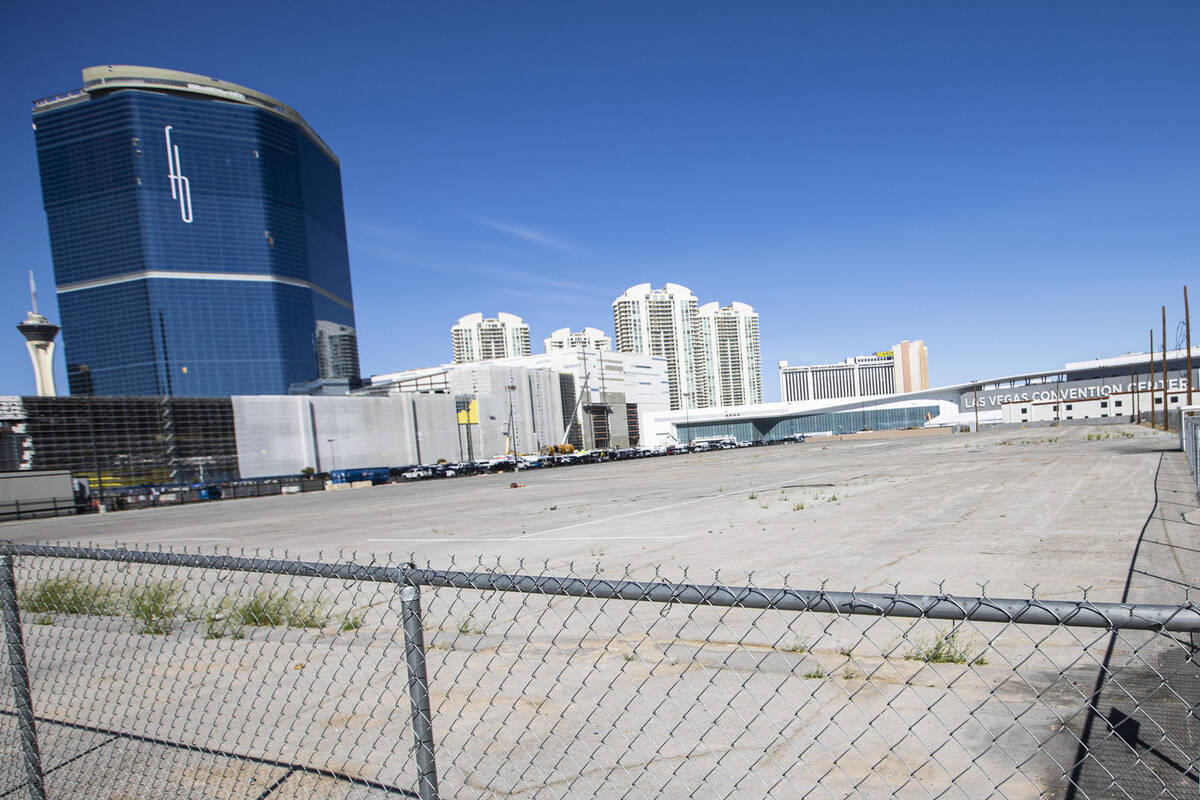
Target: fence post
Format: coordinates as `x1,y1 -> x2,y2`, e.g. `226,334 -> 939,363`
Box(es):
398,576 -> 439,800
0,554 -> 46,800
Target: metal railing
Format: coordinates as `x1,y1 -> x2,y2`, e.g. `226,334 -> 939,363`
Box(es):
1,544 -> 1198,798
0,499 -> 78,523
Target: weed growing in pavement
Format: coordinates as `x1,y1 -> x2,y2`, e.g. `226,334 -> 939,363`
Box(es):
748,490 -> 758,500
203,599 -> 243,640
842,669 -> 859,680
780,638 -> 808,653
21,576 -> 118,616
803,667 -> 826,679
339,611 -> 365,632
457,616 -> 487,635
905,629 -> 987,665
792,502 -> 805,511
128,581 -> 180,634
232,590 -> 327,629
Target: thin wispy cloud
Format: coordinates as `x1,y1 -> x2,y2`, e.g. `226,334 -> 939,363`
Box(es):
477,217 -> 580,254
479,265 -> 609,297
350,221 -> 412,240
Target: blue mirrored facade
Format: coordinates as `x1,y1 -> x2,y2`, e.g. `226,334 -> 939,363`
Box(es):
33,67 -> 359,396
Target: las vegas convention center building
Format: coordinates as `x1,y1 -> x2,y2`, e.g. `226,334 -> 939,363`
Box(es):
651,348 -> 1200,443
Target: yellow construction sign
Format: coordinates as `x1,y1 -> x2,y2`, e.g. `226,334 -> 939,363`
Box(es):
456,399 -> 479,425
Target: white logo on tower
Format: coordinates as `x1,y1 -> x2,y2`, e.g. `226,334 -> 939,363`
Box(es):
163,125 -> 193,223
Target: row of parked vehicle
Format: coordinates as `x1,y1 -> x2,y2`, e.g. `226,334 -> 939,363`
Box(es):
385,434 -> 808,482
64,435 -> 813,515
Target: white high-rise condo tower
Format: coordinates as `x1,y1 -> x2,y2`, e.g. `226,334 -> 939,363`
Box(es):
612,283 -> 706,411
544,327 -> 612,352
17,271 -> 59,396
697,301 -> 762,407
452,313 -> 532,363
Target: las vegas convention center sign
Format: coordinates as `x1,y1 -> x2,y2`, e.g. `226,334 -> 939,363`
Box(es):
961,374 -> 1195,410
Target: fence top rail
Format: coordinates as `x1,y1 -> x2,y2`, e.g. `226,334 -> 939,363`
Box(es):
2,543 -> 1198,632
0,543 -> 402,584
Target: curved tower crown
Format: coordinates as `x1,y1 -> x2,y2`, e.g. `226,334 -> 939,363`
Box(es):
35,65 -> 337,163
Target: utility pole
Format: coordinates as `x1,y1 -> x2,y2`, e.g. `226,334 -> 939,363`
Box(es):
973,385 -> 979,432
1150,329 -> 1155,429
505,384 -> 517,456
1162,306 -> 1168,431
579,349 -> 595,449
1186,285 -> 1193,406
1129,364 -> 1136,421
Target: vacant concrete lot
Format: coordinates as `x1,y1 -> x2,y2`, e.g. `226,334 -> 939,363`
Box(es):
5,424 -> 1180,599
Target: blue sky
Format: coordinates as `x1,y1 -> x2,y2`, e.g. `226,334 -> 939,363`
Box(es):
2,1 -> 1198,399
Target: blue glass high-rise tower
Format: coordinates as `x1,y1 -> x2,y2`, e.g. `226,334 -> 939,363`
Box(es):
32,65 -> 360,396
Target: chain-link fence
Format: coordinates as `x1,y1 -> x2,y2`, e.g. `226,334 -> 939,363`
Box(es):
1,544 -> 1198,799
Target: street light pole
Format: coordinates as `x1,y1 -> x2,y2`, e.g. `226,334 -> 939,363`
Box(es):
682,391 -> 691,445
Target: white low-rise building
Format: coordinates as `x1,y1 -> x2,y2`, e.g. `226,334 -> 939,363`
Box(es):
360,362 -> 565,458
